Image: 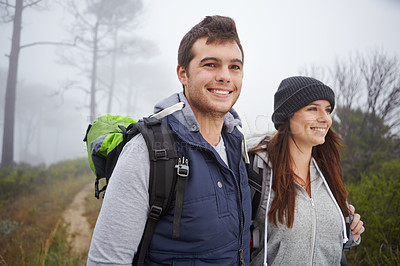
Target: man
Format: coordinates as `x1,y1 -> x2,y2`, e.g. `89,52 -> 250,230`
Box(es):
87,15 -> 251,265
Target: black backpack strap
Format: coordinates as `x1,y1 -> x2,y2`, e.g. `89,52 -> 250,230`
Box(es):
247,152 -> 263,221
132,117 -> 184,266
341,208 -> 354,265
173,157 -> 189,238
343,213 -> 354,251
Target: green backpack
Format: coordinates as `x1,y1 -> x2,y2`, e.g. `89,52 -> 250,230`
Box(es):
84,114 -> 138,197
83,102 -> 188,265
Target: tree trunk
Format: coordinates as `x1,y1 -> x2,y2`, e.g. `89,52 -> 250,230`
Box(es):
90,21 -> 99,122
1,0 -> 23,167
106,28 -> 118,114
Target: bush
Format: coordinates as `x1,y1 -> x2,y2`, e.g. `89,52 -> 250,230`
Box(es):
346,160 -> 400,265
0,158 -> 91,210
0,220 -> 23,237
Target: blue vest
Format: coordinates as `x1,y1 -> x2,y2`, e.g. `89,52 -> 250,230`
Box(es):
145,115 -> 251,265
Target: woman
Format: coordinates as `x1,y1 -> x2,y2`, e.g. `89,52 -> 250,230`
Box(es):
249,76 -> 364,265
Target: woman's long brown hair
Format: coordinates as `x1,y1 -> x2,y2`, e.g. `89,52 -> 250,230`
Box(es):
250,121 -> 348,228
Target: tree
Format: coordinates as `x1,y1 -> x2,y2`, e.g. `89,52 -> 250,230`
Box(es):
329,50 -> 400,180
60,0 -> 144,121
332,50 -> 400,135
0,0 -> 45,167
1,0 -> 78,167
101,0 -> 143,113
333,107 -> 395,181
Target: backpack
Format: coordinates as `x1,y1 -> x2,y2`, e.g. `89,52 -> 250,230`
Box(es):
246,152 -> 354,266
83,102 -> 188,266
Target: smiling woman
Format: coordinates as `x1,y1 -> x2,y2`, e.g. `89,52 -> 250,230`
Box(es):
289,99 -> 333,148
248,76 -> 365,266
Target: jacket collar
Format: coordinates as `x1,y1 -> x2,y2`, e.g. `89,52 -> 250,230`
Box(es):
153,92 -> 242,134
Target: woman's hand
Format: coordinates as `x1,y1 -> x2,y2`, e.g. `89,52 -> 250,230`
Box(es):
349,204 -> 365,243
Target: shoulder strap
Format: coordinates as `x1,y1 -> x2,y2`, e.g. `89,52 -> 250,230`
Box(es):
247,152 -> 263,221
132,116 -> 187,266
343,202 -> 354,251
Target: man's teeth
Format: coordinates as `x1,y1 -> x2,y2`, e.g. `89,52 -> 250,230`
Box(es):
311,127 -> 326,133
210,89 -> 229,95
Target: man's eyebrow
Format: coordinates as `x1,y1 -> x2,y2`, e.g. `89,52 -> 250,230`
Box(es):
200,57 -> 221,63
231,58 -> 243,66
200,57 -> 243,66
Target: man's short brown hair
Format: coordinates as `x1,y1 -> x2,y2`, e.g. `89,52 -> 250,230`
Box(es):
178,15 -> 244,72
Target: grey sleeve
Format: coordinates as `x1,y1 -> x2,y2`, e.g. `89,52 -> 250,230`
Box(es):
87,134 -> 150,266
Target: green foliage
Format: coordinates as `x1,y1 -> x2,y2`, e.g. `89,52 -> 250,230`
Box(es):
346,160 -> 400,265
0,158 -> 91,210
47,158 -> 92,180
334,107 -> 396,182
0,220 -> 23,237
44,222 -> 84,266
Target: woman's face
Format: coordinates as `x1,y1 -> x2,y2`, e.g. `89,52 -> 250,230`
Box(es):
289,100 -> 332,148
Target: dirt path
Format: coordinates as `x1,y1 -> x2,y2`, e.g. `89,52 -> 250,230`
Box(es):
62,182 -> 93,255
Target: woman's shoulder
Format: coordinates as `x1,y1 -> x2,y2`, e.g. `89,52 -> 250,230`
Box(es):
246,133 -> 269,151
246,133 -> 272,168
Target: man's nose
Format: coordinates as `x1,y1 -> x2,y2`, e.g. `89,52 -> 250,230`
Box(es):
216,67 -> 231,83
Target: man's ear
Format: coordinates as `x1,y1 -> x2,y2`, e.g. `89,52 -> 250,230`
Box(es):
177,65 -> 188,86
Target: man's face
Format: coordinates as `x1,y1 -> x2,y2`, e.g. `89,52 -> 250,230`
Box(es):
177,37 -> 243,119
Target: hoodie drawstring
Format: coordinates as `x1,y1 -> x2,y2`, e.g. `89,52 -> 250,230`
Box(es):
263,168 -> 273,266
312,158 -> 348,244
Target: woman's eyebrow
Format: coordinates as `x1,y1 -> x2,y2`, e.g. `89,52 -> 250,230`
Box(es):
307,103 -> 332,108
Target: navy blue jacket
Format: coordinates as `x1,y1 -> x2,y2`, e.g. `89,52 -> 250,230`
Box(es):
146,93 -> 252,265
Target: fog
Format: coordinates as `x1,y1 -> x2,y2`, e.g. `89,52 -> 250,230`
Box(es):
1,0 -> 400,166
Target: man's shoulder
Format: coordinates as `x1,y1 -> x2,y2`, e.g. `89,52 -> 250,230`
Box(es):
153,92 -> 183,114
122,133 -> 149,157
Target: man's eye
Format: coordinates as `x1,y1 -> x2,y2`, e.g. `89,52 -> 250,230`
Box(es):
307,107 -> 317,111
205,63 -> 216,67
231,65 -> 241,70
326,109 -> 332,113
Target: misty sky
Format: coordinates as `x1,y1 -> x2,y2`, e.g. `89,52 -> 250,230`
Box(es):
1,0 -> 400,165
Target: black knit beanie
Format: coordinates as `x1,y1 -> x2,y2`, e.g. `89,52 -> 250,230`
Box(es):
272,76 -> 335,130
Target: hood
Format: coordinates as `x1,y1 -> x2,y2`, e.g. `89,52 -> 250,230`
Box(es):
246,134 -> 274,168
154,92 -> 242,134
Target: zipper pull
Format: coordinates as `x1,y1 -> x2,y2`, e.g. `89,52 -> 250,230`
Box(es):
310,198 -> 315,207
239,249 -> 245,266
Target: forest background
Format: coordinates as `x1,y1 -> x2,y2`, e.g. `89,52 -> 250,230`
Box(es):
0,0 -> 399,265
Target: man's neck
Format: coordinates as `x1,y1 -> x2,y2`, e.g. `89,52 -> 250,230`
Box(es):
195,112 -> 225,146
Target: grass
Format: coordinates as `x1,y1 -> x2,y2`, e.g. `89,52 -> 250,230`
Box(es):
83,190 -> 103,230
0,168 -> 93,266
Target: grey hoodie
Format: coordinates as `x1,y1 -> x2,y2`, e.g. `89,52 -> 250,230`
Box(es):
249,146 -> 350,266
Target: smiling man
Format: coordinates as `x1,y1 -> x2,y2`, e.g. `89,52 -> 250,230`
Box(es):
87,15 -> 252,266
177,35 -> 243,145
